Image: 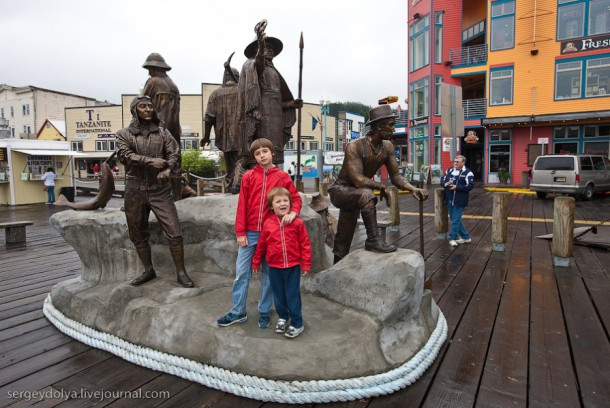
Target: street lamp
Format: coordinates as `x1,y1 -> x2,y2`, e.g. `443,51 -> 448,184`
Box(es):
320,99 -> 330,153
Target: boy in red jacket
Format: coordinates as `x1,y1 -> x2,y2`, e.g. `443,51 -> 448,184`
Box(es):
217,138 -> 302,329
253,187 -> 311,338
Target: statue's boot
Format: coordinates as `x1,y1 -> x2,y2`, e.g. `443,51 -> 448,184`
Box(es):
169,241 -> 195,288
362,207 -> 397,253
131,245 -> 157,286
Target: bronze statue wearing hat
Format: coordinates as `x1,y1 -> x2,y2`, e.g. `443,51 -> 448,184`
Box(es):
238,20 -> 302,167
328,105 -> 428,263
202,53 -> 245,191
143,52 -> 183,200
116,95 -> 195,288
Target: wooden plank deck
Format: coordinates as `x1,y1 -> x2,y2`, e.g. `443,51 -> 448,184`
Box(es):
1,188 -> 609,407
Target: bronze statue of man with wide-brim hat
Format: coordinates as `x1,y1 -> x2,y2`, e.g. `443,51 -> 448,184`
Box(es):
328,104 -> 429,263
238,20 -> 302,170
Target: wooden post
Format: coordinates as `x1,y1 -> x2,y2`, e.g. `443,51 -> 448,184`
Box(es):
434,188 -> 448,239
552,196 -> 574,266
297,180 -> 304,193
386,186 -> 400,227
319,182 -> 328,196
314,177 -> 320,192
492,192 -> 509,251
197,179 -> 205,196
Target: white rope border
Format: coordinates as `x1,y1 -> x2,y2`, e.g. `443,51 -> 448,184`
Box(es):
188,172 -> 225,181
43,294 -> 447,404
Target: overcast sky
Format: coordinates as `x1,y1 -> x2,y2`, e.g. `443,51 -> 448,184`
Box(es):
2,0 -> 408,108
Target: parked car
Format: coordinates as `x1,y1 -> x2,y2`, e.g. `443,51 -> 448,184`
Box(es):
530,154 -> 610,200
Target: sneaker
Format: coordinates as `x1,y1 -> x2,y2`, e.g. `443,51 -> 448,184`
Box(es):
284,325 -> 304,339
258,314 -> 271,329
449,240 -> 458,247
275,319 -> 287,333
456,237 -> 471,244
217,312 -> 247,327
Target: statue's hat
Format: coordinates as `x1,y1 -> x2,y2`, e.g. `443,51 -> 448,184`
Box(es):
244,37 -> 283,59
142,53 -> 172,70
366,105 -> 396,125
309,192 -> 331,212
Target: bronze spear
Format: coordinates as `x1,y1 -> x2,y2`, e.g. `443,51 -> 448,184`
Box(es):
296,32 -> 304,189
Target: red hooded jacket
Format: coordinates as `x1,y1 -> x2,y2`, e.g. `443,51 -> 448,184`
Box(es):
235,165 -> 302,237
252,215 -> 312,271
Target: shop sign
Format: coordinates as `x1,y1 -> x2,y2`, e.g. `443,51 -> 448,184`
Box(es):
464,130 -> 479,144
409,117 -> 428,127
0,147 -> 6,161
561,34 -> 610,54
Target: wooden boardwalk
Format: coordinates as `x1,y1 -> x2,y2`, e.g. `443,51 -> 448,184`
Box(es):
1,189 -> 609,407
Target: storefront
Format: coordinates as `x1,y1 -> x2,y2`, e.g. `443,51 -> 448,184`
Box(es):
0,139 -> 81,206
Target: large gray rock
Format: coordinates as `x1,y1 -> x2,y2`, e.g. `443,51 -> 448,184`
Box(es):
47,193 -> 442,382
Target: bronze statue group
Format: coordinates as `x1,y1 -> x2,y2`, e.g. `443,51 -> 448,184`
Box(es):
117,20 -> 430,339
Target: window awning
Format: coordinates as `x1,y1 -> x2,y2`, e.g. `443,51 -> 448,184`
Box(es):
12,149 -> 85,156
71,151 -> 115,159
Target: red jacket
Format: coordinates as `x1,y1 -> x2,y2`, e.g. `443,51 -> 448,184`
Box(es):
235,165 -> 302,237
252,215 -> 312,271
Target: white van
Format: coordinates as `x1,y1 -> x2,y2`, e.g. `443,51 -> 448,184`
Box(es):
530,154 -> 610,200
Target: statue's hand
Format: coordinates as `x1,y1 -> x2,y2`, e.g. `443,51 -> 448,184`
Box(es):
255,19 -> 267,37
413,188 -> 429,201
156,168 -> 171,183
148,158 -> 168,170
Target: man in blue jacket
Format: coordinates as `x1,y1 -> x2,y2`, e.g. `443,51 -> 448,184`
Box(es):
440,155 -> 474,247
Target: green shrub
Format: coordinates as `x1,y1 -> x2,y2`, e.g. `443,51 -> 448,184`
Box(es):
181,150 -> 217,175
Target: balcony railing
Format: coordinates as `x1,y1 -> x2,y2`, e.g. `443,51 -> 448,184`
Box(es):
448,44 -> 488,66
463,98 -> 487,118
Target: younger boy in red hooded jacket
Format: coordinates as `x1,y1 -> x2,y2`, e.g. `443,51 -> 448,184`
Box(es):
253,187 -> 311,339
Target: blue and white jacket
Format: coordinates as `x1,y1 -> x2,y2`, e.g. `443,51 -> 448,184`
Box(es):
440,165 -> 474,207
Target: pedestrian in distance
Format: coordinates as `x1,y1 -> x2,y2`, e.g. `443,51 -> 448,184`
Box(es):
252,187 -> 311,339
440,155 -> 474,247
216,138 -> 302,329
40,167 -> 56,204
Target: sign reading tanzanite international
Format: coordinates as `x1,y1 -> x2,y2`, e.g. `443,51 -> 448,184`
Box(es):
561,34 -> 610,54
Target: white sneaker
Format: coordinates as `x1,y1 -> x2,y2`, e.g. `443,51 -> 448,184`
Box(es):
456,238 -> 471,244
449,240 -> 458,247
284,325 -> 304,339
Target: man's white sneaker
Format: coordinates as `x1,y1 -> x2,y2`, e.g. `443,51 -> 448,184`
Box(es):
456,238 -> 471,244
449,240 -> 458,247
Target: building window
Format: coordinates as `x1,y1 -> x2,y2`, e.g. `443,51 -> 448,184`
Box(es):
555,60 -> 582,99
434,76 -> 443,115
558,0 -> 610,40
410,77 -> 429,118
490,1 -> 515,51
584,124 -> 610,137
22,104 -> 30,116
585,56 -> 610,97
0,107 -> 3,118
71,141 -> 83,151
410,126 -> 428,174
490,129 -> 512,141
584,141 -> 610,156
489,144 -> 511,173
96,140 -> 116,151
326,142 -> 334,151
434,12 -> 443,64
180,139 -> 198,149
409,15 -> 429,72
554,142 -> 578,154
286,141 -> 295,150
553,126 -> 580,138
309,142 -> 319,150
23,125 -> 31,134
490,68 -> 514,105
27,155 -> 55,179
10,107 -> 14,117
300,142 -> 306,151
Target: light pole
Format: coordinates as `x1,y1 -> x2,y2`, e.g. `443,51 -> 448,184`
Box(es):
320,99 -> 330,153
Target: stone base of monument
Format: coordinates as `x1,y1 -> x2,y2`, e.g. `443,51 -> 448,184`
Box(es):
45,195 -> 446,404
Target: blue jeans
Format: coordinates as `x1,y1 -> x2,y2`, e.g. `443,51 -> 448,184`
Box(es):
446,200 -> 470,241
269,265 -> 303,328
47,186 -> 55,204
230,230 -> 272,317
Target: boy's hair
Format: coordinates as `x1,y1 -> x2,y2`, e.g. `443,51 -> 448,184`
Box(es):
267,186 -> 291,211
249,138 -> 275,158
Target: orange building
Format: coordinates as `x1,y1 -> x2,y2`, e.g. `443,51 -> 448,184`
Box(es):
408,0 -> 610,185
